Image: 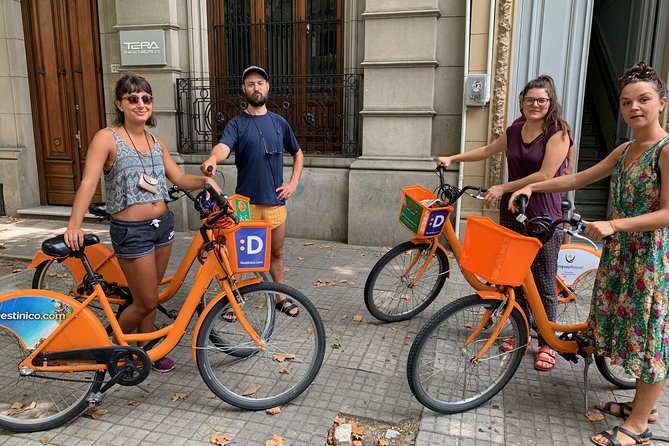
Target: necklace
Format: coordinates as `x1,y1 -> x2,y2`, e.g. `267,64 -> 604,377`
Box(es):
123,125 -> 156,176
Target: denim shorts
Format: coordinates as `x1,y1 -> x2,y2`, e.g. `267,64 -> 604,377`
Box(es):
109,210 -> 175,259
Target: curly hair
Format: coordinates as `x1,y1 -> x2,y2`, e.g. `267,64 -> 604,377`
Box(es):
518,74 -> 571,136
618,61 -> 668,99
112,73 -> 156,127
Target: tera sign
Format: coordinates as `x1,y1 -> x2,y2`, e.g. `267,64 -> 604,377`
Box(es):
119,30 -> 167,66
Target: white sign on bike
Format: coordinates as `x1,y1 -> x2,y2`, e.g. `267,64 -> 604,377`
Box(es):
556,247 -> 600,287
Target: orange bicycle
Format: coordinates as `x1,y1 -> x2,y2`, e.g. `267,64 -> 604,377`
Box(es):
364,166 -> 600,325
29,186 -> 268,323
406,198 -> 633,414
0,185 -> 325,432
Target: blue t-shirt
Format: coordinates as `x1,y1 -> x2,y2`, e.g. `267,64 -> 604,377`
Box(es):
220,111 -> 301,205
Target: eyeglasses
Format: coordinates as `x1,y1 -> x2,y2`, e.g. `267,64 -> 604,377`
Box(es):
523,97 -> 550,106
260,133 -> 283,156
122,95 -> 153,105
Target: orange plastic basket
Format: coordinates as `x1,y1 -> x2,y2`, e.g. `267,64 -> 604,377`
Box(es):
222,220 -> 272,273
459,216 -> 542,286
398,185 -> 451,237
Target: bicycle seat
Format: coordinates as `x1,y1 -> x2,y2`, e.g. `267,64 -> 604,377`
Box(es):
89,202 -> 109,218
42,234 -> 101,257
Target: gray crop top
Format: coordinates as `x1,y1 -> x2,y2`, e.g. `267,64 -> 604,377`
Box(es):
103,128 -> 170,215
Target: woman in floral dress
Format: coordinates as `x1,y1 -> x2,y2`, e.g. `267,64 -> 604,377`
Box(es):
510,61 -> 669,446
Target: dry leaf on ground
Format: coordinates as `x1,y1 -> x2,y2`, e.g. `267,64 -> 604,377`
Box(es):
265,434 -> 285,446
585,410 -> 605,421
334,415 -> 346,425
272,353 -> 296,362
82,407 -> 108,419
265,406 -> 281,415
242,387 -> 259,396
352,315 -> 363,322
171,392 -> 188,401
378,440 -> 389,446
297,256 -> 304,260
39,435 -> 50,445
127,401 -> 140,406
304,242 -> 314,246
210,433 -> 232,445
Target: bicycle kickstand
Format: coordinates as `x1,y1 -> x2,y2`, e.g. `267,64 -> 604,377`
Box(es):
583,354 -> 593,415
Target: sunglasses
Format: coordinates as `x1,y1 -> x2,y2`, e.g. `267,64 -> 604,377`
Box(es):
122,95 -> 153,105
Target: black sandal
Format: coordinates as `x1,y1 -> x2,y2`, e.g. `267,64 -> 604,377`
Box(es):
591,425 -> 652,446
275,298 -> 299,317
598,401 -> 658,423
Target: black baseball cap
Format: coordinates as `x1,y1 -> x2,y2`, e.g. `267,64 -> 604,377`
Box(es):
242,66 -> 268,82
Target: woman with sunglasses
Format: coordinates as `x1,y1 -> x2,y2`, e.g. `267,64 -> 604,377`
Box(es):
511,62 -> 669,446
437,75 -> 571,372
63,73 -> 219,372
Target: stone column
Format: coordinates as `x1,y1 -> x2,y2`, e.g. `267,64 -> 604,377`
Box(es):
348,1 -> 441,245
0,0 -> 39,214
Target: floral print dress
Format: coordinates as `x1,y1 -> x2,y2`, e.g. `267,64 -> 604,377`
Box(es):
588,135 -> 669,383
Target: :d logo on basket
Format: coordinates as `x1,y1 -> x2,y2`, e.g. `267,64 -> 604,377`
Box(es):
423,209 -> 449,237
234,227 -> 268,268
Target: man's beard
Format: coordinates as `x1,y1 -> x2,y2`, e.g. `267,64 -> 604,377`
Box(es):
247,92 -> 267,107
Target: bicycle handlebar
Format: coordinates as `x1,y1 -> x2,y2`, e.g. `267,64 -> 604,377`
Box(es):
512,194 -> 612,245
435,166 -> 487,205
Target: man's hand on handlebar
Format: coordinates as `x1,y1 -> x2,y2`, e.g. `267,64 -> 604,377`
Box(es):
200,155 -> 217,177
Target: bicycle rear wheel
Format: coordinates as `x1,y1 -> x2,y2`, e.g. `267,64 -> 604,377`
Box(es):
364,241 -> 449,322
407,294 -> 528,413
196,282 -> 325,410
0,326 -> 104,432
33,259 -> 78,296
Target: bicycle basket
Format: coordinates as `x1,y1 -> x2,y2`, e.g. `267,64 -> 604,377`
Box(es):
460,216 -> 542,286
398,185 -> 451,237
222,220 -> 272,273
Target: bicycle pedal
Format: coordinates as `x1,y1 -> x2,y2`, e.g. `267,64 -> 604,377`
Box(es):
87,392 -> 107,407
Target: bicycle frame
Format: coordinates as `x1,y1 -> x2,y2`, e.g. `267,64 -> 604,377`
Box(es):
407,208 -> 497,293
30,225 -> 226,307
3,240 -> 264,375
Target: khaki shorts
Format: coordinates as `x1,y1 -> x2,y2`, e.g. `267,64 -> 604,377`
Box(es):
249,204 -> 287,229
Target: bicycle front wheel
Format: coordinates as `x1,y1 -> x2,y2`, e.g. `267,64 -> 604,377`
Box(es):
556,269 -> 597,327
407,294 -> 528,414
0,326 -> 105,432
196,282 -> 326,410
595,355 -> 636,390
364,241 -> 449,322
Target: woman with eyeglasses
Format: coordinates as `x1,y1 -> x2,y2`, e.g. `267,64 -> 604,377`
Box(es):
437,75 -> 571,372
63,73 -> 219,373
511,62 -> 669,446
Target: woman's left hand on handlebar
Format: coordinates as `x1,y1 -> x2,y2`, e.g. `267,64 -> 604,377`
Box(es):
483,185 -> 503,208
508,186 -> 533,212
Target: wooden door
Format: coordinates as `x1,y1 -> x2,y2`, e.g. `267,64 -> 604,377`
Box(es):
23,0 -> 105,204
208,0 -> 343,154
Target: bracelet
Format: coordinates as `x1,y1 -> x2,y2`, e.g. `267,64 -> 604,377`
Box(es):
609,220 -> 616,233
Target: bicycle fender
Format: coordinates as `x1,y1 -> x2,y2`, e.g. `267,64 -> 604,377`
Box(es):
190,290 -> 229,362
475,290 -> 531,348
0,290 -> 110,351
30,245 -> 128,287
